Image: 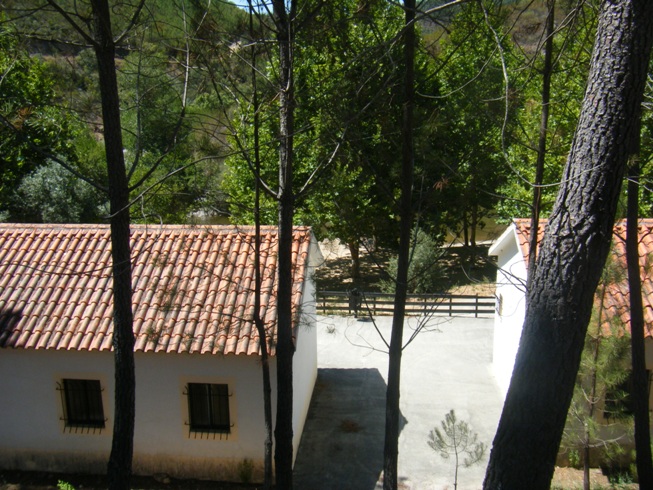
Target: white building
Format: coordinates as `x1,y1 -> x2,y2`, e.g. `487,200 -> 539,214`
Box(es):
0,224 -> 322,482
488,219 -> 531,397
489,218 -> 653,400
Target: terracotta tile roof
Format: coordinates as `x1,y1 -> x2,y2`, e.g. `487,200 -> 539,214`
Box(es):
0,224 -> 315,355
511,218 -> 653,337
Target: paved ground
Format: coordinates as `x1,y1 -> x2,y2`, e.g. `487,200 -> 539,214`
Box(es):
293,314 -> 503,490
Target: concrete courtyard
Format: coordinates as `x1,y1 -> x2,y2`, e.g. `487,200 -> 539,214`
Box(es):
293,314 -> 504,490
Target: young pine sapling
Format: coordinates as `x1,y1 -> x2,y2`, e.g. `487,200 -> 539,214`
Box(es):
428,409 -> 486,490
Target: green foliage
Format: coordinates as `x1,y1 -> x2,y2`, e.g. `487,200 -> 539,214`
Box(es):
568,448 -> 581,469
237,458 -> 254,483
0,0 -> 615,230
428,1 -> 517,242
380,228 -> 445,294
562,253 -> 634,473
427,409 -> 486,490
15,161 -> 106,223
223,0 -> 440,250
57,481 -> 75,490
607,467 -> 636,486
0,24 -> 83,214
0,3 -> 245,224
118,43 -> 187,154
638,56 -> 653,215
114,32 -> 204,223
496,3 -> 597,221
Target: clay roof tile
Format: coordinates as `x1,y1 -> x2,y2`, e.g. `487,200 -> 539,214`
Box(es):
0,224 -> 315,355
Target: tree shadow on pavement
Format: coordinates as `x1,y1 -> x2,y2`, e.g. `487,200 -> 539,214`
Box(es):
294,368 -> 406,490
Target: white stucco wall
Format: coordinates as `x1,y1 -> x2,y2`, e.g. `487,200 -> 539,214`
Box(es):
291,321 -> 317,465
0,349 -> 114,474
0,347 -> 288,481
489,226 -> 527,398
0,348 -> 273,480
133,351 -> 270,479
291,253 -> 318,463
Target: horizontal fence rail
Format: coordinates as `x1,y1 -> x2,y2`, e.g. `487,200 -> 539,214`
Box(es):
316,291 -> 496,318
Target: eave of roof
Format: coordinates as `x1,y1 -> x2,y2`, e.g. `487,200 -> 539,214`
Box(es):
0,224 -> 314,355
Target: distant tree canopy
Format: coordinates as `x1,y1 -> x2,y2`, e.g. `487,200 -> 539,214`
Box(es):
3,0 -> 651,238
428,0 -> 517,246
0,24 -> 88,219
0,0 -> 249,224
223,0 -> 443,259
223,0 -> 523,258
496,4 -> 598,222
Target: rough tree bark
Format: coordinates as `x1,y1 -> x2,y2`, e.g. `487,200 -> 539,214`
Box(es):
626,154 -> 653,487
272,0 -> 297,488
483,1 -> 653,489
89,1 -> 136,488
349,240 -> 361,282
383,1 -> 415,489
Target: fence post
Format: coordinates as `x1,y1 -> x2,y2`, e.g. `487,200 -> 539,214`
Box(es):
475,295 -> 479,318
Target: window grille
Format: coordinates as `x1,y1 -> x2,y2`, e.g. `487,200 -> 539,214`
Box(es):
184,383 -> 232,439
57,379 -> 106,434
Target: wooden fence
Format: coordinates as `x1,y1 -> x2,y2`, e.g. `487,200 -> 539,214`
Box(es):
316,290 -> 495,318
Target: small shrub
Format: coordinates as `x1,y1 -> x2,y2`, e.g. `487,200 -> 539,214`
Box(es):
380,228 -> 445,294
237,458 -> 254,483
568,449 -> 581,469
427,409 -> 486,490
608,471 -> 634,486
57,482 -> 75,490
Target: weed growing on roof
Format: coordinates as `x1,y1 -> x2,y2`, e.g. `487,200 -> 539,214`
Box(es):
144,325 -> 163,345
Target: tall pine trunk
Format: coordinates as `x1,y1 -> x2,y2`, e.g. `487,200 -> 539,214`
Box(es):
255,207 -> 274,489
483,1 -> 653,488
90,1 -> 135,488
626,155 -> 653,486
584,290 -> 606,490
383,1 -> 415,488
273,1 -> 296,487
249,3 -> 273,485
527,0 -> 554,284
349,240 -> 361,282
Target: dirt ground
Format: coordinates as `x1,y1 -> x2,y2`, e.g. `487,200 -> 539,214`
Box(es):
0,470 -> 260,490
550,466 -> 638,489
315,239 -> 496,296
1,467 -> 639,490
